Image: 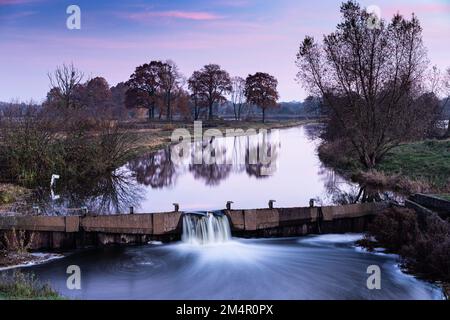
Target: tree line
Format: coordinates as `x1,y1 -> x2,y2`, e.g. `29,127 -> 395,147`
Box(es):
43,62 -> 279,123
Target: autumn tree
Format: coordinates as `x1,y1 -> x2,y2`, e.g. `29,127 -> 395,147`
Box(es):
190,64 -> 232,120
110,82 -> 129,119
126,61 -> 164,120
244,72 -> 279,123
230,76 -> 246,121
296,1 -> 434,169
75,77 -> 112,116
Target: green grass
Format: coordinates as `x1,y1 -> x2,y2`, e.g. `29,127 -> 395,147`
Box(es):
0,184 -> 30,205
0,271 -> 63,300
435,194 -> 450,201
378,140 -> 450,189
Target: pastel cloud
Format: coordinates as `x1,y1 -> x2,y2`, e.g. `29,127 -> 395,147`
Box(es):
0,10 -> 37,19
125,10 -> 223,22
1,0 -> 450,103
0,0 -> 40,5
382,3 -> 450,16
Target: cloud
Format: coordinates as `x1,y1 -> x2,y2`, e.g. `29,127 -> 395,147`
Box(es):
0,10 -> 37,19
215,0 -> 251,8
124,10 -> 223,22
0,0 -> 40,5
383,3 -> 450,17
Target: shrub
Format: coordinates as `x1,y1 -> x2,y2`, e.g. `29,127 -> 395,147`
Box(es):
0,104 -> 135,190
367,207 -> 421,252
2,228 -> 35,254
364,207 -> 450,282
0,270 -> 60,299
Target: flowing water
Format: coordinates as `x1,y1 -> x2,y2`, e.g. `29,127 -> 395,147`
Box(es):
4,124 -> 441,300
182,213 -> 232,245
15,233 -> 443,300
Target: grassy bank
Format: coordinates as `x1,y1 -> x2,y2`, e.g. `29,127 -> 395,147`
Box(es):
319,139 -> 450,194
0,271 -> 62,300
378,140 -> 450,190
124,119 -> 311,156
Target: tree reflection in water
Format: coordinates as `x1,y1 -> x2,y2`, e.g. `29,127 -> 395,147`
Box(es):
317,164 -> 404,205
127,149 -> 178,188
127,130 -> 280,187
33,168 -> 145,215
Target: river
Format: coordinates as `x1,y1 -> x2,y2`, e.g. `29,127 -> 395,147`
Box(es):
5,124 -> 444,300
44,124 -> 376,214
17,234 -> 443,299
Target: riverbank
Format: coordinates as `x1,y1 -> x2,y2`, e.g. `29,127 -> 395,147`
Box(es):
318,138 -> 450,195
0,251 -> 63,271
123,119 -> 314,156
358,206 -> 450,299
0,270 -> 62,300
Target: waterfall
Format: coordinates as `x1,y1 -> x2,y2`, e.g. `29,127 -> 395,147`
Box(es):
182,212 -> 231,245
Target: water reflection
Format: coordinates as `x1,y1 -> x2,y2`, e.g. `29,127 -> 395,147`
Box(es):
128,130 -> 281,188
189,164 -> 233,186
16,125 -> 403,214
33,168 -> 144,215
128,149 -> 178,188
318,163 -> 404,205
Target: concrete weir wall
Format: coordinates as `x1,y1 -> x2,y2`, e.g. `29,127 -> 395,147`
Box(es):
226,202 -> 388,238
0,202 -> 388,250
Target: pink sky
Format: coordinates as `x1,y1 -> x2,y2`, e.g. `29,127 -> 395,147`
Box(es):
0,0 -> 449,102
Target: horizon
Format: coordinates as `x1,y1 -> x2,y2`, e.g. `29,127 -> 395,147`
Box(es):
1,0 -> 450,103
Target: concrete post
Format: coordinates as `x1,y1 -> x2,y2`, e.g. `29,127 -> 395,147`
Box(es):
268,200 -> 276,209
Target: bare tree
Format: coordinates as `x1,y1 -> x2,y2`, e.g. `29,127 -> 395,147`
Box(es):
47,63 -> 84,109
159,60 -> 183,121
244,72 -> 279,123
296,1 -> 433,169
427,66 -> 442,96
230,76 -> 246,121
443,67 -> 450,137
188,71 -> 206,120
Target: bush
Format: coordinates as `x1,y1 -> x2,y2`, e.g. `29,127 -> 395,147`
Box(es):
367,208 -> 421,252
0,270 -> 60,300
0,104 -> 135,189
364,207 -> 450,282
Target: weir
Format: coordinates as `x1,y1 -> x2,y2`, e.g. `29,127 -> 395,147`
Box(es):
182,212 -> 231,245
0,202 -> 389,250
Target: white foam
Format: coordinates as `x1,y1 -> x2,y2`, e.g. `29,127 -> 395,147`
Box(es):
0,253 -> 64,271
300,233 -> 364,244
